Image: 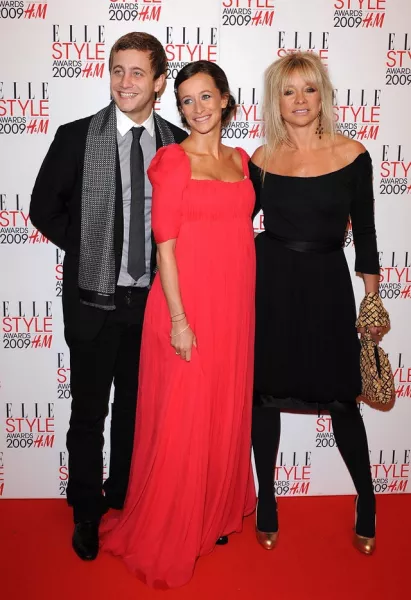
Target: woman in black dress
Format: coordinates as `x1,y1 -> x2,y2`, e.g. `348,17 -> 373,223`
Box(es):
250,52 -> 388,555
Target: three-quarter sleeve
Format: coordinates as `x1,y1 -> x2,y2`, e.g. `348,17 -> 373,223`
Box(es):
148,144 -> 189,243
249,161 -> 262,219
350,152 -> 380,274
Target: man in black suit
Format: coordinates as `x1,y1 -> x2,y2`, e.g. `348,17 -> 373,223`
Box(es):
30,32 -> 187,561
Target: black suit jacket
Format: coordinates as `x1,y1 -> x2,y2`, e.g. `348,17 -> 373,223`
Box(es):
30,112 -> 187,342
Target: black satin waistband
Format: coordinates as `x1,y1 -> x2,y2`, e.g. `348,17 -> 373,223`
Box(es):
264,231 -> 342,254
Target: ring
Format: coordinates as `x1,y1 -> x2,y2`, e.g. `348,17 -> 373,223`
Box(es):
176,351 -> 180,355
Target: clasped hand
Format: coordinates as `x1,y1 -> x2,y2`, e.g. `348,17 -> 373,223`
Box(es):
357,325 -> 387,344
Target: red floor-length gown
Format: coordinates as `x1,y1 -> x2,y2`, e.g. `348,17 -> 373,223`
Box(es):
100,144 -> 256,588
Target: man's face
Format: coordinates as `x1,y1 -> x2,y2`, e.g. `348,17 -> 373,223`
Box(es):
110,49 -> 165,122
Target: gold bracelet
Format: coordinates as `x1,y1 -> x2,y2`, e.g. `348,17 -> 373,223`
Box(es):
170,324 -> 190,338
171,315 -> 186,323
171,312 -> 185,321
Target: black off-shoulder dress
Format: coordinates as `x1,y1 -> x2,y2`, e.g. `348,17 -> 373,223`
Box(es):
250,151 -> 380,410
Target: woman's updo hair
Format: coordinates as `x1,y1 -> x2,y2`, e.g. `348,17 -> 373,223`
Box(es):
174,60 -> 236,128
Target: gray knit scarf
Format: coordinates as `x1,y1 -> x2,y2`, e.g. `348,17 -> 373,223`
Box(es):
79,101 -> 175,310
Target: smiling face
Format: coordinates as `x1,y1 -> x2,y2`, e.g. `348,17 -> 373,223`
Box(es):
279,70 -> 322,129
177,72 -> 228,134
110,49 -> 165,123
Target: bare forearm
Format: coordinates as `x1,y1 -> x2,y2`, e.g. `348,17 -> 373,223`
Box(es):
362,273 -> 380,295
156,243 -> 185,319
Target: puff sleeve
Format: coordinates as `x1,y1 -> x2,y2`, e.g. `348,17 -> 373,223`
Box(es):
350,151 -> 380,275
148,144 -> 189,244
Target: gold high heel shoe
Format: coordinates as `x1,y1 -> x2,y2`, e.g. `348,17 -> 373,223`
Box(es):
255,501 -> 279,550
353,496 -> 376,555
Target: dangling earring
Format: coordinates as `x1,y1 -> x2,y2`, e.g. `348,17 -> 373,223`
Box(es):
315,111 -> 324,139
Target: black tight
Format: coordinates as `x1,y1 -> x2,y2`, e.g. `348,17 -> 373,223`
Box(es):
252,400 -> 375,537
252,405 -> 281,532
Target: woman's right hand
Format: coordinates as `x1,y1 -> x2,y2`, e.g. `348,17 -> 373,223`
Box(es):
171,319 -> 197,361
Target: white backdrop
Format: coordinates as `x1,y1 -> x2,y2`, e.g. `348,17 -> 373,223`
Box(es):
0,0 -> 410,500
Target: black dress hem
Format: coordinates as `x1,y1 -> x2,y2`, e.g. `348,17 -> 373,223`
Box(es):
253,391 -> 360,414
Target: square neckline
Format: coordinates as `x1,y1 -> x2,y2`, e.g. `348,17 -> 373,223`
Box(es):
176,144 -> 248,184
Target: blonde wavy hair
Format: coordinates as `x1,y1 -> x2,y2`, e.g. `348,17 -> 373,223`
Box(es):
262,52 -> 335,172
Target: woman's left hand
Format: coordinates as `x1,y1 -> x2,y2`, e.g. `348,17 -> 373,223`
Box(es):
357,325 -> 387,344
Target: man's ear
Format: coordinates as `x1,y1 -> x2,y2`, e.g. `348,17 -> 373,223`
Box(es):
154,73 -> 166,96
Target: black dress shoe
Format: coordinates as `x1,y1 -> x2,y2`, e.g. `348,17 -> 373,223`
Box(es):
216,536 -> 229,545
72,521 -> 99,560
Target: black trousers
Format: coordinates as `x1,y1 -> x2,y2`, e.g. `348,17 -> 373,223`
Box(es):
66,286 -> 148,523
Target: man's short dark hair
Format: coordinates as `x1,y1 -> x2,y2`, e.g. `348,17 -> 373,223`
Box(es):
109,32 -> 167,79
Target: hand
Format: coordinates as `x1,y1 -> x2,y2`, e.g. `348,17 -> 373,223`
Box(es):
357,325 -> 387,344
171,319 -> 197,361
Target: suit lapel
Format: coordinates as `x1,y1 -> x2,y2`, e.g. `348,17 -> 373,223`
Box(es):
154,118 -> 163,150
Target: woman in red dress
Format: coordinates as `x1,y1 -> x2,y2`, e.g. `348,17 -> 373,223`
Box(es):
100,60 -> 256,588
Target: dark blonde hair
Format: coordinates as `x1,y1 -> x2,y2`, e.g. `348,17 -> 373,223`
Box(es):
263,52 -> 335,170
